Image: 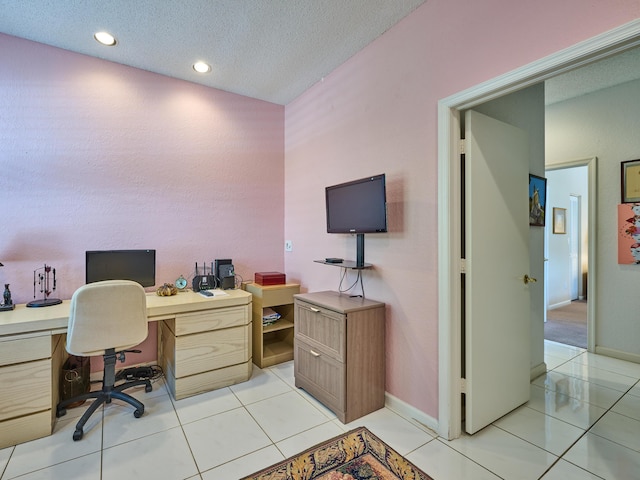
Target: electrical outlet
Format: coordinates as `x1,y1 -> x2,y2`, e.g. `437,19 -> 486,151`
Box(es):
285,240 -> 293,252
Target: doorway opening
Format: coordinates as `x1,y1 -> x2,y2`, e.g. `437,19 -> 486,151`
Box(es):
437,18 -> 635,440
544,164 -> 590,350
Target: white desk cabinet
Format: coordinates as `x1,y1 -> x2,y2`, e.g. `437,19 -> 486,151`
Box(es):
0,289 -> 252,447
293,291 -> 385,423
159,300 -> 252,400
0,332 -> 66,449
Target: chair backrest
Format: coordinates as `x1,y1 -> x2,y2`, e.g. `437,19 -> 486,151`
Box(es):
66,280 -> 148,357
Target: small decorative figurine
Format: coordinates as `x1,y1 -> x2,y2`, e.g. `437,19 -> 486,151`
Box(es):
3,284 -> 12,305
1,283 -> 15,311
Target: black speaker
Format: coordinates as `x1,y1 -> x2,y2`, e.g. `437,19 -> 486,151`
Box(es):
215,259 -> 235,289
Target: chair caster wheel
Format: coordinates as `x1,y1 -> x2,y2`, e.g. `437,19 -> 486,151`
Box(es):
73,429 -> 83,441
134,409 -> 143,418
56,408 -> 67,418
145,384 -> 152,393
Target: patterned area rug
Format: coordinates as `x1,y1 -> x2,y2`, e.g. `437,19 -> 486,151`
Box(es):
241,427 -> 433,480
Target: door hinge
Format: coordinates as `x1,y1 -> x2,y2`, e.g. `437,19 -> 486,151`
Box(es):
459,138 -> 466,155
460,378 -> 467,393
460,258 -> 467,273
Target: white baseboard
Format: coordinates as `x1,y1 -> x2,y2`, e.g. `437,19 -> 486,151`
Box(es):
385,392 -> 439,437
595,346 -> 640,364
547,300 -> 572,310
530,362 -> 547,381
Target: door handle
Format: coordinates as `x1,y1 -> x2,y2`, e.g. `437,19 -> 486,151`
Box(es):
310,307 -> 320,313
310,349 -> 321,357
523,274 -> 537,284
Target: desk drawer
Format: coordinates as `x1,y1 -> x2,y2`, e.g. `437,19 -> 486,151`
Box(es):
168,305 -> 250,335
294,300 -> 345,361
0,410 -> 51,450
172,324 -> 250,378
0,334 -> 51,367
0,358 -> 51,422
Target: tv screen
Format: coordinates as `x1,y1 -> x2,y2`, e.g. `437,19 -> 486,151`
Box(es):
325,174 -> 387,234
86,249 -> 156,287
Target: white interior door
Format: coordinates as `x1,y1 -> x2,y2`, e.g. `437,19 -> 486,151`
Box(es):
464,110 -> 531,434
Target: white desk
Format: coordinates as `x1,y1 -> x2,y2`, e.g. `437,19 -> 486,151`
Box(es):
0,289 -> 252,448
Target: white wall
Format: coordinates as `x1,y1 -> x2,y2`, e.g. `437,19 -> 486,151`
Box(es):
546,78 -> 640,360
545,166 -> 588,309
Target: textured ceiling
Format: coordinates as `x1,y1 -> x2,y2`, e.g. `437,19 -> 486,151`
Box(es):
0,0 -> 426,105
1,1 -> 638,106
545,45 -> 640,105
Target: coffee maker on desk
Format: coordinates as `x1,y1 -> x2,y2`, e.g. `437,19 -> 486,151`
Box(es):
0,262 -> 15,311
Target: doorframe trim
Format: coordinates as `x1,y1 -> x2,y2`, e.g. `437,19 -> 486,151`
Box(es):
437,20 -> 640,440
546,157 -> 597,353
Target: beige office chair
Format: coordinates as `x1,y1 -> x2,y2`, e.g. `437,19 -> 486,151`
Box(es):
56,280 -> 152,441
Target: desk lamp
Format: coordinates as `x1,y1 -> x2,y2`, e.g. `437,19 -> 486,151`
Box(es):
1,262 -> 16,311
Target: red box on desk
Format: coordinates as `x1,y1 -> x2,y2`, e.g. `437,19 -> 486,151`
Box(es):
255,272 -> 286,286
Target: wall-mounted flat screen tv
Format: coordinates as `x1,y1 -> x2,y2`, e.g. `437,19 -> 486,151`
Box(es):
86,249 -> 156,287
325,174 -> 387,234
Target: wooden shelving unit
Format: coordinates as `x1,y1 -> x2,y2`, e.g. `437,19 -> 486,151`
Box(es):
244,282 -> 300,368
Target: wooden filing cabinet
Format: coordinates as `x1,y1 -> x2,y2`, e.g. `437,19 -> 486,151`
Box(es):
244,282 -> 300,368
293,291 -> 385,423
0,332 -> 66,449
159,301 -> 252,400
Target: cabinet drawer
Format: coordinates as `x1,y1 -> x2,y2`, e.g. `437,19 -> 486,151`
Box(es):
0,334 -> 51,367
256,284 -> 300,307
0,358 -> 51,422
169,305 -> 250,335
173,324 -> 250,377
294,339 -> 344,414
0,410 -> 51,450
294,300 -> 345,361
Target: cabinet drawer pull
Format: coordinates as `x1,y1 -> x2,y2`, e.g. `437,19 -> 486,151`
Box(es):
310,349 -> 321,357
310,307 -> 320,313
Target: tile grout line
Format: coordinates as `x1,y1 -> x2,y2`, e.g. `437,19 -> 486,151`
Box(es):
536,350 -> 640,479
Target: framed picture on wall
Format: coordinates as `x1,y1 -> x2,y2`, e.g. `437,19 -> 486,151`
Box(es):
529,174 -> 547,227
553,207 -> 566,234
621,159 -> 640,203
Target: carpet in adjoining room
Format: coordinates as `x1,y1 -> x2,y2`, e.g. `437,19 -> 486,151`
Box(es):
545,300 -> 587,349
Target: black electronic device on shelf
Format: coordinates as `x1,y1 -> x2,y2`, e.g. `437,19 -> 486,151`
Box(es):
325,257 -> 343,263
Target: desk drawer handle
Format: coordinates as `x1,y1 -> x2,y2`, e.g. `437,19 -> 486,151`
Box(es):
310,349 -> 321,357
310,307 -> 320,313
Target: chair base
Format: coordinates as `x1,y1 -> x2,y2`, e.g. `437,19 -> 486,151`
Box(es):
56,349 -> 152,441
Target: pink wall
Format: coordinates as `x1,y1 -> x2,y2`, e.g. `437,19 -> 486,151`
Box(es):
1,34 -> 284,369
2,0 -> 639,418
284,0 -> 640,420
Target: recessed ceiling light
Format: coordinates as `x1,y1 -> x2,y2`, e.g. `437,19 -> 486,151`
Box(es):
193,62 -> 212,74
94,31 -> 117,46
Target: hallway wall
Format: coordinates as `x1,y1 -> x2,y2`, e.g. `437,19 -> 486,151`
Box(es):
545,166 -> 589,309
547,78 -> 640,360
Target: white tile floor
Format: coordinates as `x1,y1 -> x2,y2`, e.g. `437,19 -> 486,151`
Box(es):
1,340 -> 639,479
